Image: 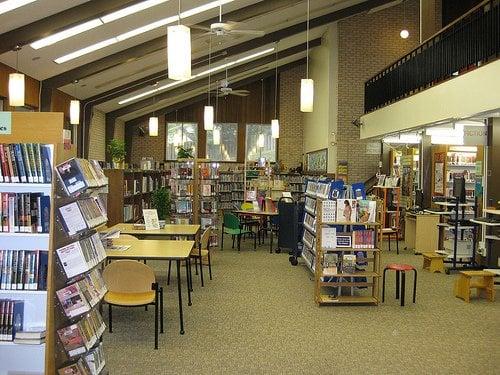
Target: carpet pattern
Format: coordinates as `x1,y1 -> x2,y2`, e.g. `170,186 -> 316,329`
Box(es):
103,240 -> 499,374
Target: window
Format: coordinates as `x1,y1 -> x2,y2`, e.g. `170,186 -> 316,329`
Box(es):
246,124 -> 276,162
206,123 -> 238,161
166,122 -> 198,160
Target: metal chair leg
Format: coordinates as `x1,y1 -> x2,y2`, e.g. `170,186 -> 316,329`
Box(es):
401,271 -> 406,307
160,287 -> 164,334
388,234 -> 391,251
195,256 -> 199,275
396,232 -> 400,255
412,269 -> 417,303
208,251 -> 213,280
232,235 -> 235,249
199,255 -> 205,287
154,294 -> 159,349
220,227 -> 224,250
108,304 -> 113,333
395,270 -> 400,299
382,268 -> 387,302
237,234 -> 241,251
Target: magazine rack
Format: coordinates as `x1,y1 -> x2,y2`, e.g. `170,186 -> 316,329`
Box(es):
52,157 -> 109,374
313,199 -> 382,306
0,112 -> 74,375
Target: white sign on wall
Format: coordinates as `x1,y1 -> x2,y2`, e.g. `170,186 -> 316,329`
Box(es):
464,126 -> 487,146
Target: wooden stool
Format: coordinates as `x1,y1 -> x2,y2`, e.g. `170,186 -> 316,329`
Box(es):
382,264 -> 417,306
422,252 -> 446,273
454,271 -> 496,303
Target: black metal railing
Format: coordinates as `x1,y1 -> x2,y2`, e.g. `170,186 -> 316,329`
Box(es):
365,0 -> 499,113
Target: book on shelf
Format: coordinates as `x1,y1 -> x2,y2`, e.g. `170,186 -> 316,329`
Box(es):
321,227 -> 337,250
201,200 -> 215,213
85,342 -> 106,375
59,198 -> 107,236
77,269 -> 107,308
201,184 -> 212,196
0,249 -> 48,290
302,229 -> 316,249
200,217 -> 213,229
0,192 -> 50,233
336,199 -> 357,222
56,158 -> 107,196
14,326 -> 46,340
0,143 -> 52,184
316,181 -> 331,199
304,213 -> 316,232
341,254 -> 356,273
176,199 -> 192,214
0,299 -> 23,341
321,200 -> 336,222
304,196 -> 316,214
336,232 -> 352,248
13,336 -> 45,345
352,229 -> 375,249
56,233 -> 107,279
357,200 -> 376,223
56,283 -> 91,319
57,358 -> 91,375
323,253 -> 338,276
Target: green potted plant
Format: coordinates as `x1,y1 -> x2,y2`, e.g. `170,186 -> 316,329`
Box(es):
151,186 -> 171,226
107,139 -> 126,168
177,145 -> 194,159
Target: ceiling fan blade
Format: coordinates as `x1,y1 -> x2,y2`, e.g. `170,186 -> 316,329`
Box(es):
233,89 -> 250,94
191,24 -> 212,31
230,91 -> 249,97
225,20 -> 250,29
229,29 -> 265,37
218,92 -> 229,97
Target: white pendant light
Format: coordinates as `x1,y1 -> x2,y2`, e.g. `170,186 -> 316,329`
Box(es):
301,0 -> 313,113
271,119 -> 280,139
400,1 -> 409,39
400,29 -> 409,39
213,127 -> 220,145
257,133 -> 265,148
9,46 -> 24,107
167,1 -> 191,81
204,106 -> 214,130
9,73 -> 25,107
70,100 -> 80,125
149,116 -> 159,136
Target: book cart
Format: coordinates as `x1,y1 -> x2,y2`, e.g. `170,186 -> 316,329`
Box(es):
52,158 -> 109,374
198,161 -> 219,247
0,112 -> 74,374
314,200 -> 382,305
470,208 -> 500,267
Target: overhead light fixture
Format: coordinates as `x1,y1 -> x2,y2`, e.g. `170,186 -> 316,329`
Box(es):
149,116 -> 159,136
118,47 -> 275,104
400,0 -> 409,39
431,134 -> 464,145
271,46 -> 280,139
0,0 -> 37,15
426,124 -> 464,136
70,100 -> 80,125
383,133 -> 421,144
204,36 -> 214,130
456,120 -> 485,127
168,1 -> 191,80
8,46 -> 24,107
300,0 -> 313,113
53,0 -> 234,63
31,0 -> 170,49
213,127 -> 220,145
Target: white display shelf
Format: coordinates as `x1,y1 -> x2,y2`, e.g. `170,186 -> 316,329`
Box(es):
485,235 -> 500,241
470,218 -> 500,227
435,201 -> 475,207
0,233 -> 49,250
484,209 -> 500,216
0,341 -> 45,375
0,183 -> 52,194
0,290 -> 47,295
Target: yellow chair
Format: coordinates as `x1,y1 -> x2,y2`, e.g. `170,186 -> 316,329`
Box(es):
103,260 -> 164,349
190,227 -> 213,287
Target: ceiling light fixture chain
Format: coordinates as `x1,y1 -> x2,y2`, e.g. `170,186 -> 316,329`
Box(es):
274,44 -> 278,118
178,0 -> 181,25
306,0 -> 309,79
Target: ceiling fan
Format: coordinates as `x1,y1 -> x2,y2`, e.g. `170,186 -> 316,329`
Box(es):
192,5 -> 265,38
217,69 -> 250,97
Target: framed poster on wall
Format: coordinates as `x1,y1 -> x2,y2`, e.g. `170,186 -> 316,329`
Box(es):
434,152 -> 445,195
306,148 -> 327,174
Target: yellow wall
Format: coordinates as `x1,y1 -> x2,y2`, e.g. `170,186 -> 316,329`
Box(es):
360,59 -> 500,139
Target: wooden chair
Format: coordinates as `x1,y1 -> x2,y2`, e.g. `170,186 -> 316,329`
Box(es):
221,212 -> 257,251
190,227 -> 213,287
103,260 -> 164,349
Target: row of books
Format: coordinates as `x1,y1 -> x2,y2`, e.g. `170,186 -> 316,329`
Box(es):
123,179 -> 141,196
323,253 -> 367,276
56,233 -> 107,279
201,184 -> 217,197
57,309 -> 105,358
200,165 -> 219,179
56,269 -> 107,319
0,299 -> 23,341
58,197 -> 107,236
13,326 -> 46,345
322,227 -> 376,249
58,343 -> 105,375
0,250 -> 48,290
0,143 -> 52,184
352,230 -> 376,249
174,200 -> 192,214
170,180 -> 194,196
200,200 -> 216,214
56,158 -> 107,196
0,192 -> 50,233
321,199 -> 377,223
123,204 -> 138,222
304,213 -> 316,233
219,172 -> 243,183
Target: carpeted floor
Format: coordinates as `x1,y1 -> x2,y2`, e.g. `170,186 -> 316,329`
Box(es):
103,239 -> 499,374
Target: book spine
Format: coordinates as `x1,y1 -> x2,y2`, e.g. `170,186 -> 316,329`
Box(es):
40,145 -> 52,183
23,252 -> 31,290
5,145 -> 19,183
0,145 -> 9,183
40,196 -> 50,233
32,250 -> 39,290
2,193 -> 8,231
27,144 -> 39,183
37,251 -> 48,290
21,143 -> 33,183
35,144 -> 44,183
14,144 -> 27,183
16,250 -> 24,290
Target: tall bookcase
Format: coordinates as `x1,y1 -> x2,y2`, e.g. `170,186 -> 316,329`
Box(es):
104,169 -> 170,226
169,159 -> 198,224
0,112 -> 73,375
218,170 -> 244,210
198,161 -> 219,246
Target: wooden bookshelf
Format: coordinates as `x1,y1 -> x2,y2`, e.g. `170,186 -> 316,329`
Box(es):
314,200 -> 382,306
0,111 -> 74,375
104,169 -> 170,226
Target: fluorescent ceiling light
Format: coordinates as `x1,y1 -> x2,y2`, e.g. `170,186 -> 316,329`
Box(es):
456,120 -> 485,127
425,124 -> 464,136
55,38 -> 117,64
31,0 -> 171,49
53,0 -> 234,64
101,0 -> 170,23
431,134 -> 464,145
383,133 -> 421,144
118,47 -> 275,105
0,0 -> 37,15
31,19 -> 104,49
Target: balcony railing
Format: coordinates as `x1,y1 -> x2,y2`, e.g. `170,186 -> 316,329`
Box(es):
365,0 -> 499,113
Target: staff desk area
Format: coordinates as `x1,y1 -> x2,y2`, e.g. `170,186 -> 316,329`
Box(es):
106,237 -> 195,335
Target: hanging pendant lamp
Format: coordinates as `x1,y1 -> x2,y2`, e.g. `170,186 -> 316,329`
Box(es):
300,0 -> 313,112
271,45 -> 280,138
149,91 -> 158,136
204,36 -> 214,130
168,0 -> 191,80
69,80 -> 80,125
400,0 -> 409,39
9,46 -> 25,107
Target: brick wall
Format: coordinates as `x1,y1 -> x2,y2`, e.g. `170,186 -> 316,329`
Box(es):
336,0 -> 420,183
278,64 -> 306,170
88,108 -> 106,161
114,118 -> 125,142
127,116 -> 166,166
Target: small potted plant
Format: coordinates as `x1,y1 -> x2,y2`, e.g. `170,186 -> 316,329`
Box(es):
151,186 -> 171,227
177,145 -> 194,159
107,139 -> 126,169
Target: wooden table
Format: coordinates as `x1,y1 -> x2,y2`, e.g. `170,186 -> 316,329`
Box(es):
405,213 -> 440,254
106,239 -> 194,335
107,223 -> 200,239
233,210 -> 279,253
